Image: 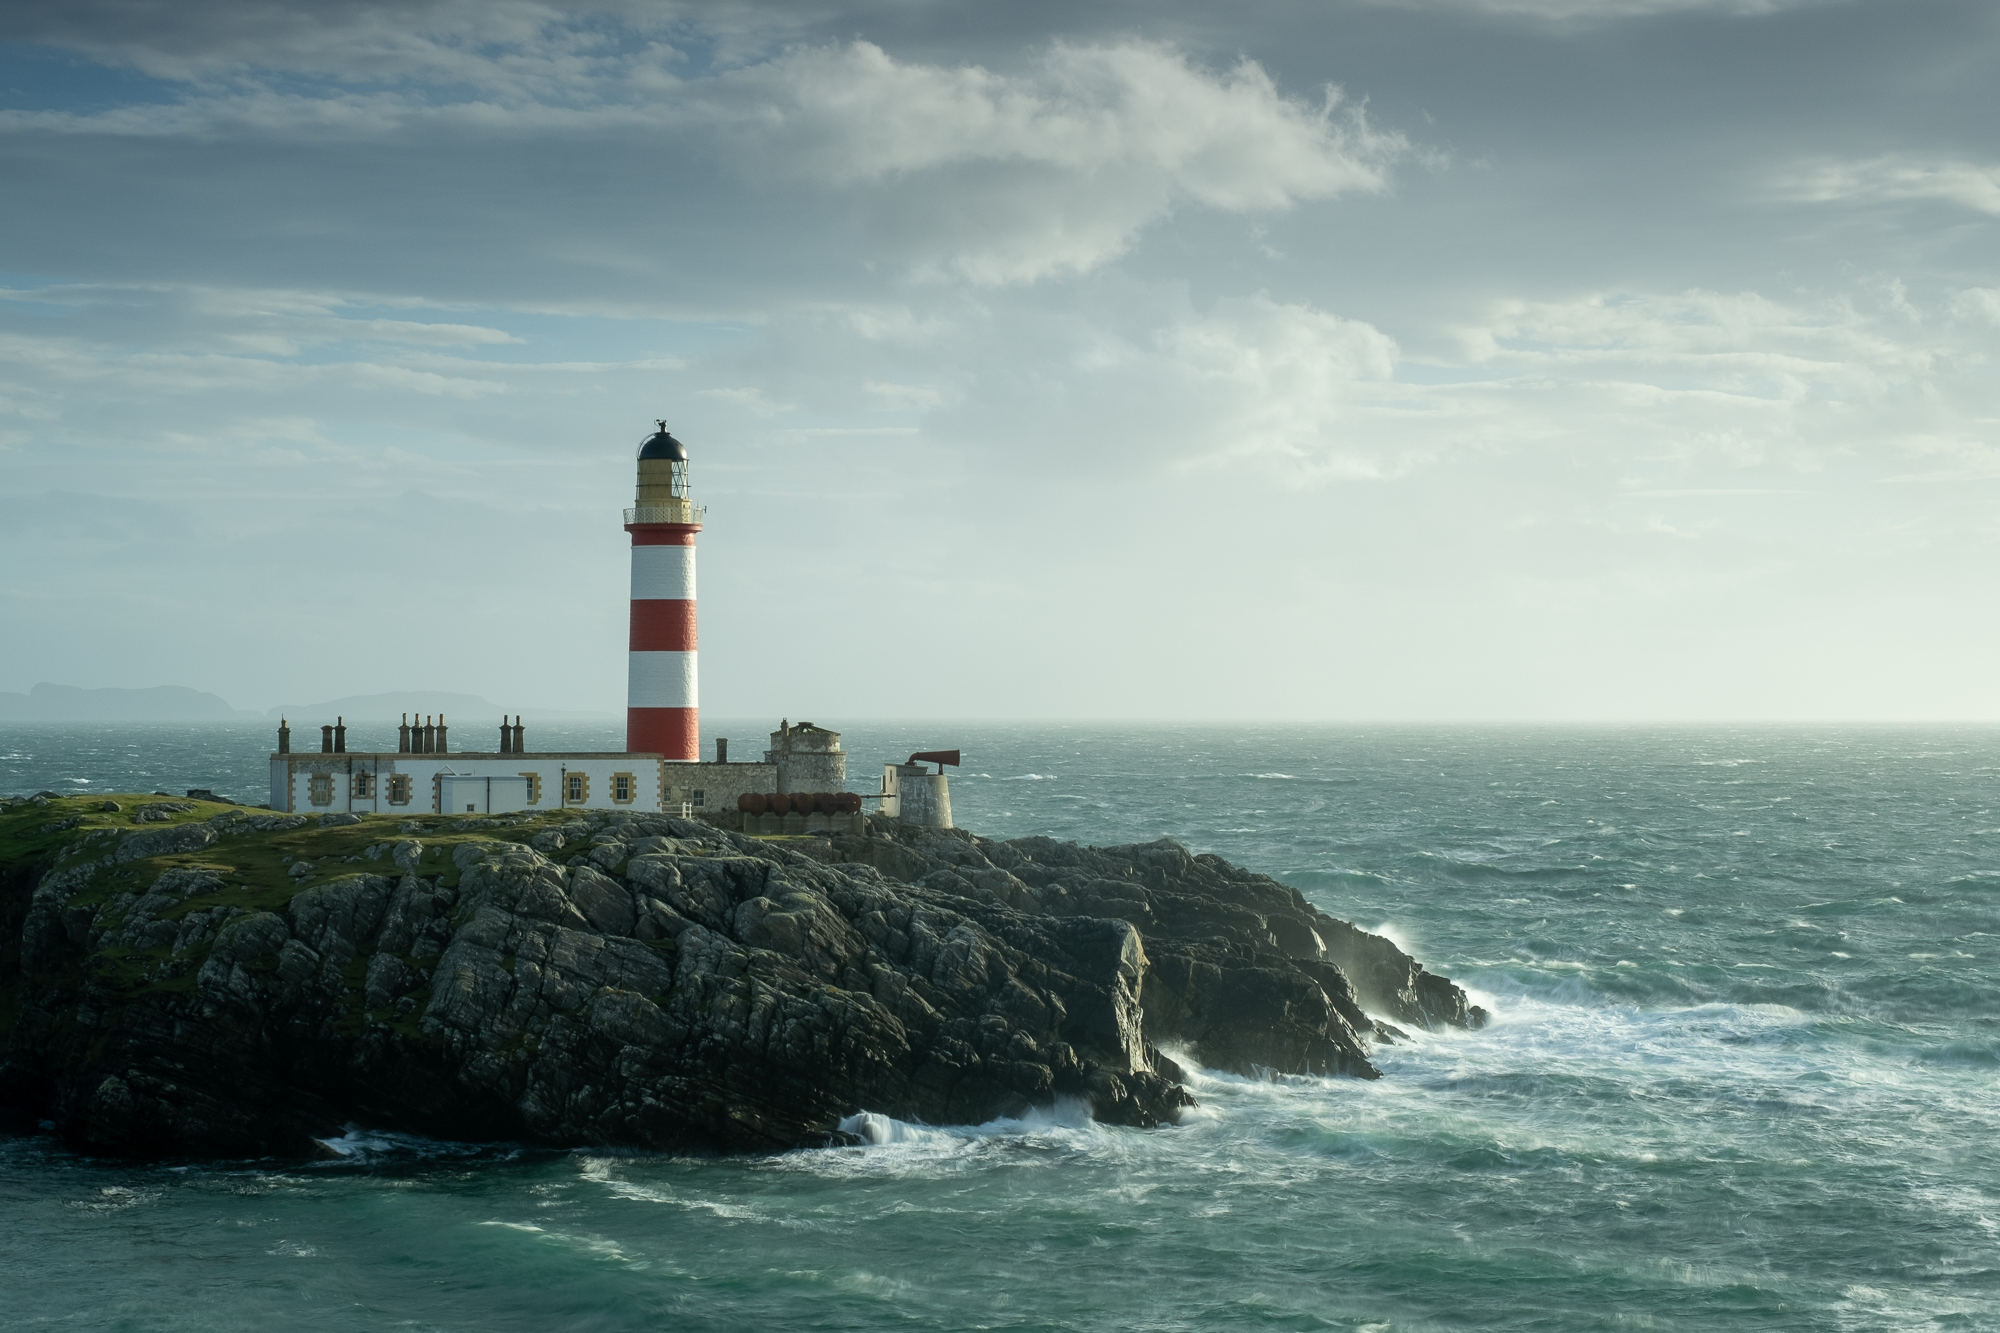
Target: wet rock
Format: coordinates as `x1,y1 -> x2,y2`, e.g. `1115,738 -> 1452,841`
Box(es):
0,811 -> 1484,1159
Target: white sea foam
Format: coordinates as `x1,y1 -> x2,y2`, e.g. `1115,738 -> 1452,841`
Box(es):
1370,921 -> 1415,953
838,1111 -> 958,1146
65,1185 -> 159,1213
836,1096 -> 1099,1148
311,1123 -> 504,1163
480,1219 -> 647,1265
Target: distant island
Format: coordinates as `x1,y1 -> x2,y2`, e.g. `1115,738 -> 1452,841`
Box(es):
0,794 -> 1484,1157
0,683 -> 255,723
0,684 -> 614,725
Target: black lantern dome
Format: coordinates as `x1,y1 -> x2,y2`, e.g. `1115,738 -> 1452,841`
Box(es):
639,421 -> 687,461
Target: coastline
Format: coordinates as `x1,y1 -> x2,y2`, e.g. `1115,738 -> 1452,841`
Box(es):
0,793 -> 1480,1158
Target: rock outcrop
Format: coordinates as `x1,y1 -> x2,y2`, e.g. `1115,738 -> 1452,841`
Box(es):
0,797 -> 1485,1157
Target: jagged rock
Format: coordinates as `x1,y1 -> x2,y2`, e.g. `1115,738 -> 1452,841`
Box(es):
0,808 -> 1484,1158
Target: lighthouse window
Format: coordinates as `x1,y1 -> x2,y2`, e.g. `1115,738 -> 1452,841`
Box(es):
388,774 -> 412,805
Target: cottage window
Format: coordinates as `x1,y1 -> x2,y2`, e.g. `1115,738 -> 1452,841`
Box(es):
352,772 -> 372,798
566,773 -> 585,803
692,789 -> 705,807
309,774 -> 333,806
389,774 -> 412,805
612,772 -> 635,804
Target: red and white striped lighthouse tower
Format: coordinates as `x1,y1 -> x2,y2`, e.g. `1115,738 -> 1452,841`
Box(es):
625,422 -> 704,759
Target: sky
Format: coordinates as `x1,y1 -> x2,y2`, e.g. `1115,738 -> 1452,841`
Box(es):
0,0 -> 1995,722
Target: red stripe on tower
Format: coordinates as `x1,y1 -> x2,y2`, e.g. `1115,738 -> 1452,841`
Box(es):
629,599 -> 696,652
627,706 -> 697,758
625,422 -> 703,760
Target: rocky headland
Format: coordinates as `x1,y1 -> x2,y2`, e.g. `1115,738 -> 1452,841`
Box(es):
0,794 -> 1486,1157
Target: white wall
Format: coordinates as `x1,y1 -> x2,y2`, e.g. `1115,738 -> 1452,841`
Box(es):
440,774 -> 531,814
272,753 -> 664,814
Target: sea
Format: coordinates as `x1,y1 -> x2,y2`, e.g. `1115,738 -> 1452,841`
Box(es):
1,722 -> 1995,1332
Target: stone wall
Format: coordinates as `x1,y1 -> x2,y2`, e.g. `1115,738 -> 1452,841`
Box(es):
702,809 -> 867,836
661,761 -> 777,814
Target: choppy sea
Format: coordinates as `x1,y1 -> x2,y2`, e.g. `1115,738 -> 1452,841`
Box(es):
2,722 -> 1996,1331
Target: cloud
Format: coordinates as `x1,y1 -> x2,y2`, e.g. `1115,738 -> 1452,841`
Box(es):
1778,156 -> 2000,217
701,41 -> 1401,282
702,43 -> 1354,198
0,38 -> 1400,291
697,385 -> 795,415
0,283 -> 523,355
1455,288 -> 1936,384
4,266 -> 1997,719
3,0 -> 1996,720
1155,296 -> 1403,479
1362,0 -> 1825,17
0,0 -> 699,86
1951,288 -> 2000,324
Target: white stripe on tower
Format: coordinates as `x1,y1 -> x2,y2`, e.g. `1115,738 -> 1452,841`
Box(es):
628,646 -> 697,700
630,545 -> 695,600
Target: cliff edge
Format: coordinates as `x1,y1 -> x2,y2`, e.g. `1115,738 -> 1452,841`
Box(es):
0,794 -> 1485,1157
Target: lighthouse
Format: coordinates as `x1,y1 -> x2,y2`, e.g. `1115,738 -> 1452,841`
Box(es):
268,414 -> 867,822
625,422 -> 704,759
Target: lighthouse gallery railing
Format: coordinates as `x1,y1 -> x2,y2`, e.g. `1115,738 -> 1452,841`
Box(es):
624,502 -> 706,525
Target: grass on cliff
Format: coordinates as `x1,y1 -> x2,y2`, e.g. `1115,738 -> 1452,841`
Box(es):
1,796 -> 735,1069
0,795 -> 599,999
